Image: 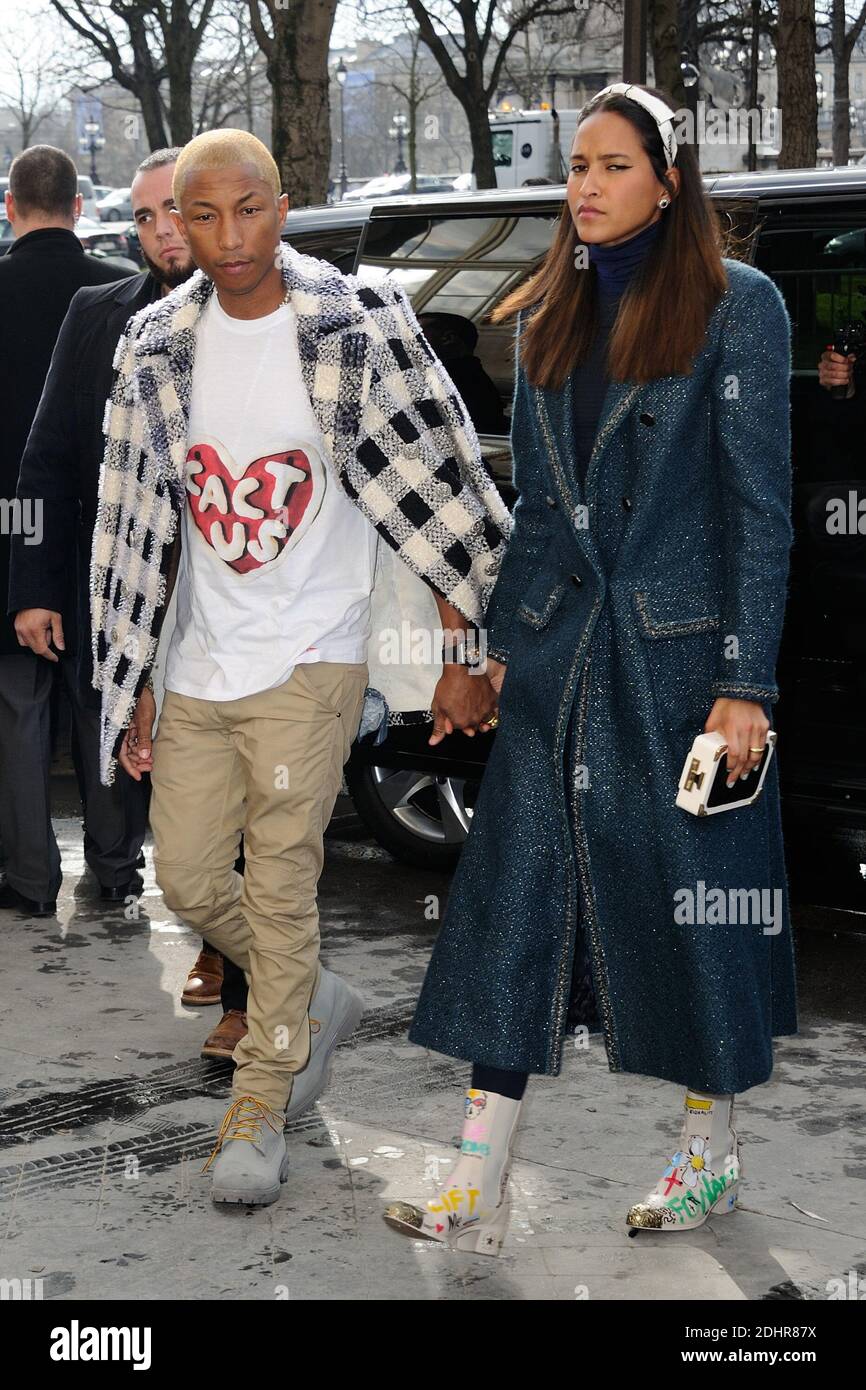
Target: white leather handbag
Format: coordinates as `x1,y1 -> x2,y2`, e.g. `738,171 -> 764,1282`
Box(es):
676,728 -> 777,816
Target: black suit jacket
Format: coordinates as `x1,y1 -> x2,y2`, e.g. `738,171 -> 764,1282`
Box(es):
0,227 -> 138,657
7,266 -> 161,690
8,265 -> 161,695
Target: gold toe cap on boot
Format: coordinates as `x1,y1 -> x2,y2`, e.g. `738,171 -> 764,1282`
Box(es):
383,1200 -> 437,1239
626,1202 -> 670,1230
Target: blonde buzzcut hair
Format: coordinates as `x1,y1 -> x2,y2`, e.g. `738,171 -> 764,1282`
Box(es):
173,129 -> 281,206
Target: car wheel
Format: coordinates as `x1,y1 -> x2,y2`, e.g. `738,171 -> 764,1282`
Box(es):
345,759 -> 479,868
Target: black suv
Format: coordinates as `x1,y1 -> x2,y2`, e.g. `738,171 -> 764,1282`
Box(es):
282,170 -> 866,911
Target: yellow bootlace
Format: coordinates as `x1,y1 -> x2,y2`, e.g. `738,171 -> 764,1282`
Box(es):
201,1095 -> 285,1173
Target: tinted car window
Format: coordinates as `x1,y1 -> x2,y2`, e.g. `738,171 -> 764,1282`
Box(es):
358,211 -> 560,435
755,202 -> 866,372
754,200 -> 866,846
283,223 -> 366,275
361,213 -> 556,263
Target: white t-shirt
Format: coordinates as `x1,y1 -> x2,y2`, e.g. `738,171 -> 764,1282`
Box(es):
164,291 -> 378,701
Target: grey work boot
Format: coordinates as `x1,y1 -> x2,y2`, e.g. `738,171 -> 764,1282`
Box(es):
204,1096 -> 289,1206
285,968 -> 364,1123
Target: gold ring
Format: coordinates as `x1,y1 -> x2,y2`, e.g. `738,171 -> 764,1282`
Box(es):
485,714 -> 499,728
748,746 -> 765,754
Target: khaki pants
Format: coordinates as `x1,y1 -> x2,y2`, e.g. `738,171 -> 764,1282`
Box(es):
150,660 -> 368,1111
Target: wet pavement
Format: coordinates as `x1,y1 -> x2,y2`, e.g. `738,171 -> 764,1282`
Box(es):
0,786 -> 864,1301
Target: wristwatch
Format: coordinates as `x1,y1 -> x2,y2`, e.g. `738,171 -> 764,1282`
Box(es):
441,633 -> 484,668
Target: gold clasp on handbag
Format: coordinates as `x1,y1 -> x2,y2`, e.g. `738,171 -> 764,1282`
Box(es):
684,757 -> 705,792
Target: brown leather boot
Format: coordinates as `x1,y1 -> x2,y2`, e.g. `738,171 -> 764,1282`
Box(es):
201,1009 -> 248,1060
181,945 -> 223,1006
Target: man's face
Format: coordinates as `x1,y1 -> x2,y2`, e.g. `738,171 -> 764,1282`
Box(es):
170,162 -> 288,304
131,164 -> 194,289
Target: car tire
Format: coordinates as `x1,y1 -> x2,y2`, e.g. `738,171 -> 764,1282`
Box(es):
345,758 -> 478,869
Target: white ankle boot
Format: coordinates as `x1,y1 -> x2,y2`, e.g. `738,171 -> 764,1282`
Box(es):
384,1087 -> 523,1256
626,1089 -> 742,1232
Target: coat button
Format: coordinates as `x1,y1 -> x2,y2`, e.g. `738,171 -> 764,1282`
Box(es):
570,573 -> 582,588
622,496 -> 633,511
639,412 -> 655,426
545,494 -> 557,508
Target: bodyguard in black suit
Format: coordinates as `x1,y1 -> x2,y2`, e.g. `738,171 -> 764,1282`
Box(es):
7,144 -> 249,1058
11,270 -> 160,697
0,146 -> 136,915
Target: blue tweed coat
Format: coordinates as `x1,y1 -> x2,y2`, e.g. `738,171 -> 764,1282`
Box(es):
408,256 -> 798,1094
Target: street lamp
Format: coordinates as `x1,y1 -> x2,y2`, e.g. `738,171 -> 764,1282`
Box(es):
79,118 -> 104,185
680,53 -> 699,88
389,111 -> 408,175
335,57 -> 348,200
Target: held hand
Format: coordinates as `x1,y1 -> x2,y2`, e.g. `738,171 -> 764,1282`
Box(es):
118,687 -> 157,781
818,347 -> 855,394
429,666 -> 499,745
14,608 -> 65,661
485,657 -> 507,695
704,698 -> 770,788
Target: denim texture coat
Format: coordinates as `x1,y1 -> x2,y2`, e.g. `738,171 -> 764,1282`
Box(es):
408,256 -> 799,1094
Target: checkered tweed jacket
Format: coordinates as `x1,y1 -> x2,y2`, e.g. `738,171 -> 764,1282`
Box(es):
90,240 -> 512,785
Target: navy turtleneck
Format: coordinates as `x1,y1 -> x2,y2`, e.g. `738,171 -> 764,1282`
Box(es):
587,216 -> 663,298
571,216 -> 663,493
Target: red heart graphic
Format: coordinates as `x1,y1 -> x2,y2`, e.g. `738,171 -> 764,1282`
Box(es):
436,1223 -> 444,1233
186,442 -> 314,574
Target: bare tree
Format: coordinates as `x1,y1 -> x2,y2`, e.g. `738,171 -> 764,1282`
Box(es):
650,0 -> 682,99
50,0 -> 217,147
815,0 -> 866,164
0,17 -> 67,150
501,10 -> 590,108
775,0 -> 817,166
247,0 -> 339,207
195,4 -> 270,134
368,31 -> 448,190
363,1 -> 579,188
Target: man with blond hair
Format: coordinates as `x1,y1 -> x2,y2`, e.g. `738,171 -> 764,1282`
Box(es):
90,129 -> 510,1205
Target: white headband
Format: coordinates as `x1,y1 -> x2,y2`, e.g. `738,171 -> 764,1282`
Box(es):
590,82 -> 679,169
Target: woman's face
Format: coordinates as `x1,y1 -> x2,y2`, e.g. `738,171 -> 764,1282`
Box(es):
566,109 -> 679,247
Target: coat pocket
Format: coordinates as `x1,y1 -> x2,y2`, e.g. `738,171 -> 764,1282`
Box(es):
516,574 -> 568,629
633,589 -> 722,743
633,589 -> 721,639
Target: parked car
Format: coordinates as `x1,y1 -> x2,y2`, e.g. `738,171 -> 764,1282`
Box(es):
73,214 -> 138,271
0,210 -> 137,272
119,221 -> 145,268
76,175 -> 98,219
96,186 -> 133,222
341,172 -> 463,202
288,170 -> 866,910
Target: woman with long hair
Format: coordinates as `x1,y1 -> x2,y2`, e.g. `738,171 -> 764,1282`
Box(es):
383,82 -> 797,1254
